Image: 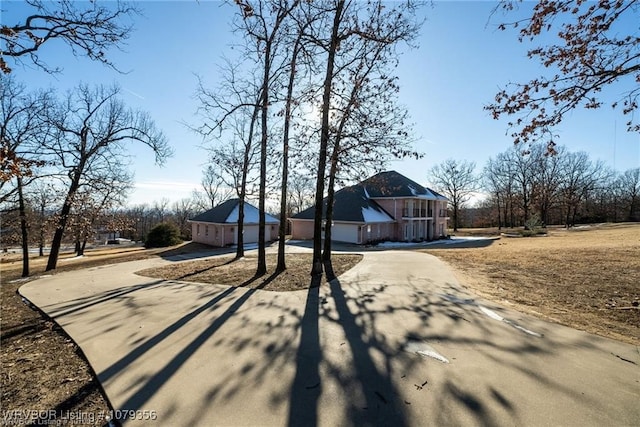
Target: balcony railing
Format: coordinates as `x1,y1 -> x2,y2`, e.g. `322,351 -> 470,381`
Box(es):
402,208 -> 433,218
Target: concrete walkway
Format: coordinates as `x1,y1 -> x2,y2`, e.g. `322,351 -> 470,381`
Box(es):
20,250 -> 639,426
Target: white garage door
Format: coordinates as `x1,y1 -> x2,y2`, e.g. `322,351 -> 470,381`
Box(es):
235,225 -> 273,244
243,225 -> 259,244
331,223 -> 359,243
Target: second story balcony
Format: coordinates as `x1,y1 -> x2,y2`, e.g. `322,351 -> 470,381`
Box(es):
402,208 -> 432,218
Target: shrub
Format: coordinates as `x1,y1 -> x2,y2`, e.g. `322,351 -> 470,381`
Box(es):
524,213 -> 544,232
145,223 -> 182,248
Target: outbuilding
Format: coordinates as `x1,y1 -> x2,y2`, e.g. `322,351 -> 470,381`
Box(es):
189,199 -> 279,247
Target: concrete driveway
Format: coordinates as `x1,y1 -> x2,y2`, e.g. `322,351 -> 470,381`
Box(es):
19,250 -> 639,426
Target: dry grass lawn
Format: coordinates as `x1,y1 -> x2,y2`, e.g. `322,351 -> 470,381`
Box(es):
137,253 -> 363,292
424,223 -> 640,345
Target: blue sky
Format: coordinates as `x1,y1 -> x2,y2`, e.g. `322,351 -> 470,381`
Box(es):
4,0 -> 639,206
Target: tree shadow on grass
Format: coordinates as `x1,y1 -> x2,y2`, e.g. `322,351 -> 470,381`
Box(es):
174,257 -> 237,281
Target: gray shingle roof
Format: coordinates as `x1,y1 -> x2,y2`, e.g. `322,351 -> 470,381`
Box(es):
362,170 -> 447,200
292,185 -> 394,222
190,199 -> 279,224
190,199 -> 239,223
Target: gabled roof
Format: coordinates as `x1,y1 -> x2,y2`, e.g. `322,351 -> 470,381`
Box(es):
190,199 -> 279,224
292,185 -> 394,223
361,170 -> 448,200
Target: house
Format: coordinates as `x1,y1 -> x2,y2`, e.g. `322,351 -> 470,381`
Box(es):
189,199 -> 279,247
289,170 -> 449,244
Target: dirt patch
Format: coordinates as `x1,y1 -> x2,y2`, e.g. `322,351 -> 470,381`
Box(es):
1,280 -> 111,426
424,223 -> 640,345
137,253 -> 364,292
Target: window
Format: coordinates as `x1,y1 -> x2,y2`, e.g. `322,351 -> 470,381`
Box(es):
205,225 -> 209,236
402,200 -> 410,217
197,224 -> 200,235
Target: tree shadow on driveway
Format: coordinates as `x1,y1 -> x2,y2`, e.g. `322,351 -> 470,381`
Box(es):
21,250 -> 640,426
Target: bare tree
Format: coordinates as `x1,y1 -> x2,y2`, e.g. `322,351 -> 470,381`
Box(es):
530,143 -> 564,225
483,155 -> 514,229
193,55 -> 262,260
68,165 -> 132,255
558,151 -> 608,227
429,159 -> 478,232
617,167 -> 640,221
0,77 -> 53,276
321,3 -> 421,261
234,0 -> 300,276
152,198 -> 171,224
310,0 -> 346,277
123,203 -> 151,241
199,165 -> 233,209
273,3 -> 323,272
43,83 -> 170,271
303,0 -> 423,271
26,180 -> 61,256
486,0 -> 640,146
1,0 -> 140,74
172,198 -> 196,239
1,77 -> 51,202
287,171 -> 315,216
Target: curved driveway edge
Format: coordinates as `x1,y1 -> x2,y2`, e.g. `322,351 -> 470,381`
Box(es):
20,250 -> 640,426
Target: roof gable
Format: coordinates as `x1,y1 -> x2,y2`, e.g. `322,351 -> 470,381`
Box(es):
190,199 -> 279,224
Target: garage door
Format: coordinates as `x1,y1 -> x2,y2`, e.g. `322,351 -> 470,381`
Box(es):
235,225 -> 273,245
242,226 -> 259,244
331,223 -> 359,243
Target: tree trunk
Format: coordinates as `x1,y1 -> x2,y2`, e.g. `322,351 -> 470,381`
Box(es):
522,184 -> 530,227
322,146 -> 339,262
39,205 -> 45,257
312,0 -> 344,278
46,170 -> 82,271
277,38 -> 302,273
17,177 -> 29,278
257,40 -> 271,277
46,200 -> 71,271
496,192 -> 502,230
452,202 -> 459,232
236,99 -> 260,260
